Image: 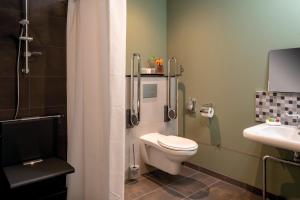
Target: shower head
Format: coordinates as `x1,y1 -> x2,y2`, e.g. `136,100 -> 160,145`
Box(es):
19,19 -> 29,26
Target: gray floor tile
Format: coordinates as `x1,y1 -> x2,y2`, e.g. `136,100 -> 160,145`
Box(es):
191,172 -> 220,187
178,166 -> 199,177
136,186 -> 185,200
125,177 -> 161,200
125,167 -> 261,200
145,170 -> 186,185
241,190 -> 262,200
187,181 -> 245,200
167,176 -> 207,197
144,166 -> 197,186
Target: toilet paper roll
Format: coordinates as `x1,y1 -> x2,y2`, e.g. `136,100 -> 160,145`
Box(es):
200,107 -> 214,118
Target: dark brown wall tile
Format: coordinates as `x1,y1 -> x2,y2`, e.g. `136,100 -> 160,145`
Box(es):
0,0 -> 67,18
19,76 -> 30,109
0,0 -> 22,12
0,8 -> 22,44
30,77 -> 66,108
29,106 -> 67,159
0,77 -> 29,110
29,0 -> 68,18
29,45 -> 66,77
30,15 -> 66,47
0,78 -> 16,109
29,106 -> 66,118
0,0 -> 67,159
0,42 -> 17,77
0,109 -> 29,120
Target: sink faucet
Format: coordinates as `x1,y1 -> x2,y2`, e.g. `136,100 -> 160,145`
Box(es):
285,112 -> 300,129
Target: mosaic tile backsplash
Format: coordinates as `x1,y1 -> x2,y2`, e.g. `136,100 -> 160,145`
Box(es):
255,91 -> 300,126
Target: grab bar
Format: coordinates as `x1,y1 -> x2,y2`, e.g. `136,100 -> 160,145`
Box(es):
0,115 -> 62,123
129,53 -> 141,126
167,57 -> 177,120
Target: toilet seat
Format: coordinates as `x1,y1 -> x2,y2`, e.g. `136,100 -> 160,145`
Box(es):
140,133 -> 198,175
140,133 -> 198,156
157,135 -> 198,151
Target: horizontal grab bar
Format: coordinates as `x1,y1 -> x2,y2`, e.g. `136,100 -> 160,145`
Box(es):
0,115 -> 63,123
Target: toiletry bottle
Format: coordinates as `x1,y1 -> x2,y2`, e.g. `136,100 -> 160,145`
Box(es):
156,58 -> 164,74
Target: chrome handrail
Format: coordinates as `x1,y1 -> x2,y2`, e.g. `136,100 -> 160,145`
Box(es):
167,57 -> 177,120
0,115 -> 62,123
130,53 -> 141,126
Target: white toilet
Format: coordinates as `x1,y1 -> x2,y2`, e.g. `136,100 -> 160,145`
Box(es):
140,133 -> 198,175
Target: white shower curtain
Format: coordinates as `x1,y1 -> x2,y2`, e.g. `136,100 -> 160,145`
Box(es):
67,0 -> 126,199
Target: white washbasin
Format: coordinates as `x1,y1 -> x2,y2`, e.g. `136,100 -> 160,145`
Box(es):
243,123 -> 300,152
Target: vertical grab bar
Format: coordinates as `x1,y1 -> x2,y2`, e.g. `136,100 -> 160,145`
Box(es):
130,53 -> 141,126
167,57 -> 177,120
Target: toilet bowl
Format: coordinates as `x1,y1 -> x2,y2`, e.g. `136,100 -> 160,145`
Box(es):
140,133 -> 198,175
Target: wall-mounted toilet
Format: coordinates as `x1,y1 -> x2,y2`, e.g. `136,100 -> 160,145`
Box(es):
140,133 -> 198,175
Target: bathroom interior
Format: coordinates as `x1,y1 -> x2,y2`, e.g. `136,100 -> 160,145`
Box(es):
0,0 -> 300,200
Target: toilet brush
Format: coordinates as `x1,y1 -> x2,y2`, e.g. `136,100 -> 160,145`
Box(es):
133,144 -> 136,167
129,144 -> 140,180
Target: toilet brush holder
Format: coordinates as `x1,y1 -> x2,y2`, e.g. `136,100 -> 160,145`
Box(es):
128,164 -> 140,180
128,144 -> 140,180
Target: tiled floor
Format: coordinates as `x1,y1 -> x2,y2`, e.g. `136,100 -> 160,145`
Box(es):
125,166 -> 261,200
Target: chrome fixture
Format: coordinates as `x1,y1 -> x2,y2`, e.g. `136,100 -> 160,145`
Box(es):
0,115 -> 62,123
199,103 -> 215,118
261,123 -> 300,199
177,64 -> 184,76
24,51 -> 43,57
14,0 -> 42,119
263,154 -> 300,200
18,0 -> 42,74
128,53 -> 141,127
165,57 -> 178,121
23,158 -> 43,166
20,0 -> 32,74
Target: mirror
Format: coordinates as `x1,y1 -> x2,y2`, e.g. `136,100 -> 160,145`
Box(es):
268,48 -> 300,93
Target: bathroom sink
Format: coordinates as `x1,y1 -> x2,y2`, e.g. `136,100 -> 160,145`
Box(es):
243,124 -> 300,152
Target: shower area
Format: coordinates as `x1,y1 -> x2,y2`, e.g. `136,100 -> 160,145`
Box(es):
0,0 -> 73,199
1,0 -> 127,199
0,0 -> 68,134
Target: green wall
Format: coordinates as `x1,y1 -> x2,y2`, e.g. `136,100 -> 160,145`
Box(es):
167,0 -> 300,199
127,0 -> 167,75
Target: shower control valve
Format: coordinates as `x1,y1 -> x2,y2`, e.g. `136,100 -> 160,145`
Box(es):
24,51 -> 43,57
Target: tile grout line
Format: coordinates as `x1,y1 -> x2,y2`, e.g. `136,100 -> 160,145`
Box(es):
139,176 -> 189,198
185,178 -> 221,199
166,175 -> 221,199
128,167 -> 212,200
164,170 -> 200,187
138,169 -> 200,199
132,186 -> 162,200
162,170 -> 202,198
144,168 -> 200,188
164,184 -> 189,198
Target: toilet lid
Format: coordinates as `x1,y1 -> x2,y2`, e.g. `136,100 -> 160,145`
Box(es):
157,135 -> 198,151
